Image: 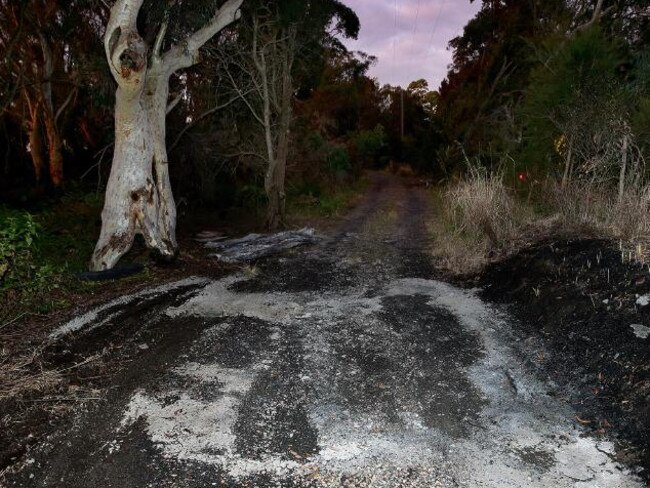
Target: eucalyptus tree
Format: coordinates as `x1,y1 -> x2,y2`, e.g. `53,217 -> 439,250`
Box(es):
569,0 -> 650,45
90,0 -> 243,271
217,0 -> 359,229
0,0 -> 100,188
437,0 -> 570,159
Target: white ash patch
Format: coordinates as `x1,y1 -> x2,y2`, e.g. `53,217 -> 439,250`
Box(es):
173,362 -> 259,394
122,389 -> 240,460
368,278 -> 643,487
49,277 -> 210,340
166,274 -> 304,323
635,294 -> 650,307
116,277 -> 643,486
630,323 -> 650,339
120,359 -> 301,478
307,402 -> 448,472
203,228 -> 318,263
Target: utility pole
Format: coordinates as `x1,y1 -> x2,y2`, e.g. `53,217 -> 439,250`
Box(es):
400,87 -> 405,142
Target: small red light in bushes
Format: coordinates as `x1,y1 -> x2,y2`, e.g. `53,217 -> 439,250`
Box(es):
517,172 -> 528,182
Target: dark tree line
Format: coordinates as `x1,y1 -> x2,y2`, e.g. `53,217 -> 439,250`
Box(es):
436,0 -> 650,184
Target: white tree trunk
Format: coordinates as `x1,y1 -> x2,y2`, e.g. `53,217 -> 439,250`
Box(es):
91,0 -> 242,270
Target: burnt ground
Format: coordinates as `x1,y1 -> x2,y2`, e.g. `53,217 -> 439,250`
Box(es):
0,172 -> 647,487
478,238 -> 650,479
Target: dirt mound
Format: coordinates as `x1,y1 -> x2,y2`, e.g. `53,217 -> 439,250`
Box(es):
480,238 -> 650,479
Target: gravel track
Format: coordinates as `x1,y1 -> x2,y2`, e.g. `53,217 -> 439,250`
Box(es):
4,173 -> 644,487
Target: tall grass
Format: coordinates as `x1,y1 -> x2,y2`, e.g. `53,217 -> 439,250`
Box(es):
446,167 -> 523,248
436,168 -> 650,274
549,182 -> 650,241
434,167 -> 528,273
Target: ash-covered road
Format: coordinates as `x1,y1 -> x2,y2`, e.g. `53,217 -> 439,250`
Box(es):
7,174 -> 644,487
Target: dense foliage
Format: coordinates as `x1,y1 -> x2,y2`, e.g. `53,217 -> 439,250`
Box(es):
0,0 -> 438,208
436,0 -> 650,184
1,0 -> 647,278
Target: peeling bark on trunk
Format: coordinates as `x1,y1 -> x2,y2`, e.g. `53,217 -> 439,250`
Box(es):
28,108 -> 46,184
39,32 -> 65,189
42,105 -> 64,188
91,31 -> 176,270
24,89 -> 46,184
91,0 -> 242,271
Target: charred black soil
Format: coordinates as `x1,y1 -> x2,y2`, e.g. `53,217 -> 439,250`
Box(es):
479,238 -> 650,480
0,281 -> 211,478
2,173 -> 647,487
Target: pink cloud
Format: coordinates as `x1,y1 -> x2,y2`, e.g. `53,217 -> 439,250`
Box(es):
340,0 -> 481,89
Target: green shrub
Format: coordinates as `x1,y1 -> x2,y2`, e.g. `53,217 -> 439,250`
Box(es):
318,193 -> 349,217
520,27 -> 625,175
306,131 -> 327,151
351,124 -> 386,165
289,180 -> 323,199
326,145 -> 351,174
0,208 -> 42,289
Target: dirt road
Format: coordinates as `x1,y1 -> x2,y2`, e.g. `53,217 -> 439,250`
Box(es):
5,174 -> 644,487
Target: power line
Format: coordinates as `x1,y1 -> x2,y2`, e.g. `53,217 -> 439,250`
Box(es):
413,0 -> 422,35
429,0 -> 447,45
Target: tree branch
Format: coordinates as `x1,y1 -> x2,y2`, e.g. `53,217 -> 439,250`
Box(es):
575,0 -> 614,32
169,93 -> 247,152
224,150 -> 268,163
54,86 -> 77,126
166,92 -> 183,114
38,31 -> 53,113
152,10 -> 170,60
224,66 -> 265,127
163,0 -> 243,73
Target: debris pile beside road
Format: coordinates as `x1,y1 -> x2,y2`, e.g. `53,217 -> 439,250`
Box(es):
198,228 -> 319,263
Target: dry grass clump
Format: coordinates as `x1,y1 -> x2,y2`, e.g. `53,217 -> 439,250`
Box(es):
0,316 -> 102,404
446,169 -> 523,248
434,172 -> 650,275
550,181 -> 650,241
433,168 -> 531,274
549,181 -> 650,262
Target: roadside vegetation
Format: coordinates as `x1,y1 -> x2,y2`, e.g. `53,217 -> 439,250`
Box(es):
0,0 -> 439,331
433,167 -> 650,275
431,1 -> 649,275
0,195 -> 101,321
0,0 -> 441,312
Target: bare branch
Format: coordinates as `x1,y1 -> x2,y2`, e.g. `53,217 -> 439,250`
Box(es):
169,93 -> 249,152
224,66 -> 265,127
574,0 -> 615,32
224,150 -> 268,163
166,92 -> 183,114
152,9 -> 171,60
163,0 -> 243,73
54,86 -> 77,126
